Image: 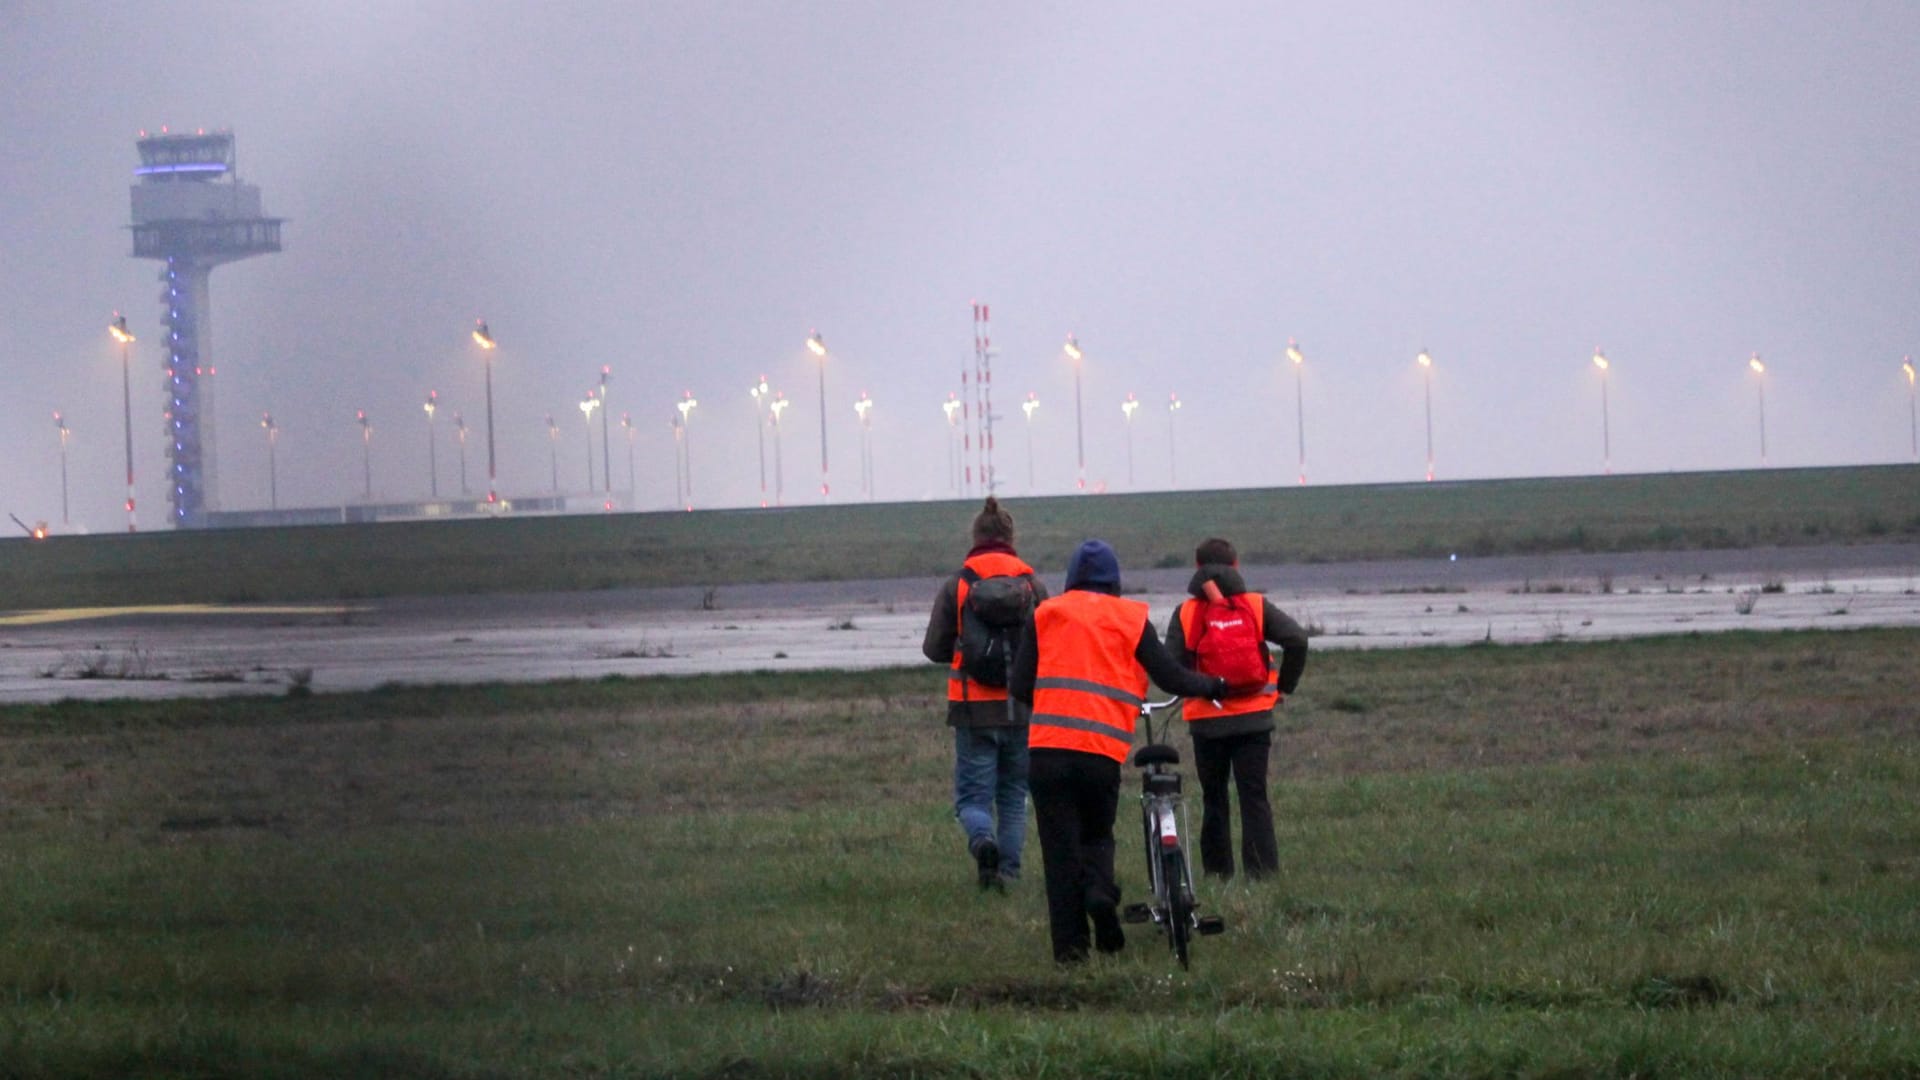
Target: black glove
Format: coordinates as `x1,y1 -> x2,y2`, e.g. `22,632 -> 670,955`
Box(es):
1209,676 -> 1230,700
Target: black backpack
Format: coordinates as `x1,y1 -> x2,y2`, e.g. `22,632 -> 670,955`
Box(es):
957,567 -> 1034,689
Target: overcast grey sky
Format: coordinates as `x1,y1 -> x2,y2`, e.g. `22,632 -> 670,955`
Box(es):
3,1 -> 1917,532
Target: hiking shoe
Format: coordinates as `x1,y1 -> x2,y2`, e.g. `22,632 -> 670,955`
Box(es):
970,836 -> 1001,890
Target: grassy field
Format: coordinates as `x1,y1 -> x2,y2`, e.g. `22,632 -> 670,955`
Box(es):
2,464 -> 1917,608
3,628 -> 1917,1077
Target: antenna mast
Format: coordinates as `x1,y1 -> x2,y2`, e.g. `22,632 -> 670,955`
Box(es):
971,301 -> 997,495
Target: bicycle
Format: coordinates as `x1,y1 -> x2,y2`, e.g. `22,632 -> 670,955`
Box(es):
1122,697 -> 1225,969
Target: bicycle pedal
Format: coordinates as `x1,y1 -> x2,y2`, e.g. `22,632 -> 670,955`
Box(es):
1121,903 -> 1154,924
1196,915 -> 1226,936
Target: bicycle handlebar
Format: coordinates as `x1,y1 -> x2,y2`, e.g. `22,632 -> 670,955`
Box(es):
1137,696 -> 1187,749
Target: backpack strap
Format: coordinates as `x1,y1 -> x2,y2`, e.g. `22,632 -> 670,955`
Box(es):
1185,597 -> 1209,655
955,565 -> 981,636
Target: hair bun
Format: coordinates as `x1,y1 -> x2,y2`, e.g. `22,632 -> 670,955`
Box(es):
970,496 -> 1015,544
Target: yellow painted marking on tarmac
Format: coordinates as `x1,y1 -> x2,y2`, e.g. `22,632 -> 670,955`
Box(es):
0,604 -> 360,627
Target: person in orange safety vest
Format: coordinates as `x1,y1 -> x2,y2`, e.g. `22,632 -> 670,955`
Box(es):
1165,537 -> 1309,880
1009,538 -> 1227,964
922,497 -> 1048,890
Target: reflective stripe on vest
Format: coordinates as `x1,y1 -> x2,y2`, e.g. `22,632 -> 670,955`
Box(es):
1179,593 -> 1283,721
1028,591 -> 1150,762
947,550 -> 1036,704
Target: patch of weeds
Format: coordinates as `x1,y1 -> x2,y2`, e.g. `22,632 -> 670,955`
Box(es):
1827,606 -> 1850,617
1631,973 -> 1727,1009
1383,585 -> 1465,595
1760,579 -> 1787,594
160,813 -> 283,833
285,667 -> 315,698
772,651 -> 789,659
1455,603 -> 1470,614
1597,570 -> 1614,594
1734,590 -> 1760,616
1806,578 -> 1837,595
700,586 -> 720,611
603,640 -> 675,659
1327,696 -> 1371,714
758,968 -> 841,1009
40,645 -> 166,681
1512,580 -> 1584,595
827,617 -> 857,631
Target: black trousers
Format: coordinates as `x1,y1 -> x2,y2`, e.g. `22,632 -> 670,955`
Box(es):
1028,748 -> 1122,962
1192,730 -> 1277,879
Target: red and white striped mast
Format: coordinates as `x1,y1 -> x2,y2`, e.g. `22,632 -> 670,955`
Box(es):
971,300 -> 996,495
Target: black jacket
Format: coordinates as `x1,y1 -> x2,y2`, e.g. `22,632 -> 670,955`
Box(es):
1163,564 -> 1310,739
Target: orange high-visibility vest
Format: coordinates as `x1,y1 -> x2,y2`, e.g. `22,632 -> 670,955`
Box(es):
1028,590 -> 1151,763
948,551 -> 1037,703
1176,593 -> 1282,721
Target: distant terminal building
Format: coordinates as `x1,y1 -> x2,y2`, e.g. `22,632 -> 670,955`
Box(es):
129,129 -> 282,528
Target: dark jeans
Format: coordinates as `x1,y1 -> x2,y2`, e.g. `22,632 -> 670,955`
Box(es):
1192,730 -> 1277,879
1028,748 -> 1121,962
953,725 -> 1028,877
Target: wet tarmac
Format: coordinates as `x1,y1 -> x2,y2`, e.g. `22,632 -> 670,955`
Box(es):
2,543 -> 1915,703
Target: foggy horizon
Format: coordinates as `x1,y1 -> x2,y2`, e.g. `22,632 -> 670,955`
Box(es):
4,3 -> 1918,534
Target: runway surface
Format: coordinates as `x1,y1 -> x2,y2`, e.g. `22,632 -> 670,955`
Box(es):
2,543 -> 1916,703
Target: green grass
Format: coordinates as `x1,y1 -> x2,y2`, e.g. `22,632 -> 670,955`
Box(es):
2,629 -> 1918,1076
3,464 -> 1917,607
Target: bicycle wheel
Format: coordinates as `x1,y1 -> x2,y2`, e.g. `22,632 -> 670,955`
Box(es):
1139,800 -> 1158,884
1161,846 -> 1194,969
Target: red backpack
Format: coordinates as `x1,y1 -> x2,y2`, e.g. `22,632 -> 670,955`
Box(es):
1187,593 -> 1267,691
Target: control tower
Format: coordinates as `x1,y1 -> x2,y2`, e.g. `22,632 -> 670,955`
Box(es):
129,130 -> 282,527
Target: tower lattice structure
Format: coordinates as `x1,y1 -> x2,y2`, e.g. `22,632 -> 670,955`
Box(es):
967,301 -> 998,496
129,130 -> 282,527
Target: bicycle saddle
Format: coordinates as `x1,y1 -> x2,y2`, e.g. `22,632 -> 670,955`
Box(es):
1132,743 -> 1181,767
